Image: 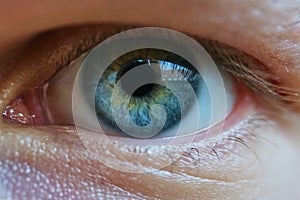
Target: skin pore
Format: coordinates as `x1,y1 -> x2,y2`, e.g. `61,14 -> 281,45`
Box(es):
0,0 -> 300,199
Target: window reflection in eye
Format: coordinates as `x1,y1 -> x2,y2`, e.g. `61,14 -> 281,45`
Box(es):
0,1 -> 300,199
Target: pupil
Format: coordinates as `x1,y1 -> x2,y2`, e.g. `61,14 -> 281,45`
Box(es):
132,84 -> 154,97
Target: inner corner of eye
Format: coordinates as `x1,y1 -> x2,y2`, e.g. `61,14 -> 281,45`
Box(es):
2,87 -> 48,126
2,66 -> 78,127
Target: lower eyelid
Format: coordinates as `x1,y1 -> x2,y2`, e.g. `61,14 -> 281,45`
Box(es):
0,111 -> 272,199
7,85 -> 260,180
73,92 -> 260,179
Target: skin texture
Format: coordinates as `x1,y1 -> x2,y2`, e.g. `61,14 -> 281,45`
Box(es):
0,0 -> 300,199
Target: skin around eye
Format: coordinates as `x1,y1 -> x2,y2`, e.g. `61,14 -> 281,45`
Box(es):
0,1 -> 300,199
0,25 -> 290,198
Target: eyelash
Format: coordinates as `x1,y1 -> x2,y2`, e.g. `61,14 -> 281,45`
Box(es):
184,114 -> 272,166
195,39 -> 299,104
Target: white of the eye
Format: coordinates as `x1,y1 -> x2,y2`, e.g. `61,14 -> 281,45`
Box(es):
162,70 -> 234,137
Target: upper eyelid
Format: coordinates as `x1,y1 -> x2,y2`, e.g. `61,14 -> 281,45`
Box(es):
1,1 -> 298,81
2,0 -> 298,69
38,25 -> 300,103
1,24 -> 298,111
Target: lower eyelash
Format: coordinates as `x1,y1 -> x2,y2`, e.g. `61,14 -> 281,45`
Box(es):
178,113 -> 277,167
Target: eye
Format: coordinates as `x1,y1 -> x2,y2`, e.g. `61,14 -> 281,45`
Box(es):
45,28 -> 237,140
3,27 -> 242,136
1,25 -> 283,173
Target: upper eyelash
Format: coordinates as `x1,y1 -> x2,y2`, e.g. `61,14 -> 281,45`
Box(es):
42,24 -> 299,105
198,39 -> 300,104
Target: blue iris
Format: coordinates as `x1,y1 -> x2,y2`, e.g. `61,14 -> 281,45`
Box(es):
95,48 -> 201,137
